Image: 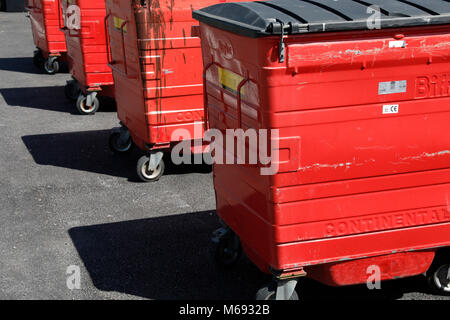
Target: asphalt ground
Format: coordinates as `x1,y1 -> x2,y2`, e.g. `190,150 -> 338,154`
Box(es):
0,12 -> 449,301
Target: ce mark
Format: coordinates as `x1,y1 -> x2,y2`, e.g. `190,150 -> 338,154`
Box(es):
383,104 -> 399,115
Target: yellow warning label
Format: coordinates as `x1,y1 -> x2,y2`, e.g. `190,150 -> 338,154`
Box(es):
113,17 -> 127,33
218,67 -> 245,96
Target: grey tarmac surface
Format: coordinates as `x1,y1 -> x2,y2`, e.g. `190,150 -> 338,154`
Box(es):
0,12 -> 449,300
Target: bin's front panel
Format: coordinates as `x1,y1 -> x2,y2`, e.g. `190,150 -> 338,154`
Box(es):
62,0 -> 113,89
29,0 -> 67,55
200,23 -> 450,272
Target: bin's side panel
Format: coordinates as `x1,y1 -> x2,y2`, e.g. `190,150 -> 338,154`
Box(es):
136,2 -> 236,146
105,0 -> 147,148
139,9 -> 205,145
42,0 -> 67,55
200,24 -> 450,274
200,24 -> 276,272
29,0 -> 48,53
107,0 -> 248,149
108,0 -> 240,149
61,0 -> 85,84
63,0 -> 113,89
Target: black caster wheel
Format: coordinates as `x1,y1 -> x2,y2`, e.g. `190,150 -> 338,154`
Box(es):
215,231 -> 242,268
43,56 -> 60,75
427,262 -> 450,296
64,80 -> 81,101
33,49 -> 44,68
256,280 -> 299,301
109,131 -> 134,154
76,94 -> 100,115
136,155 -> 165,182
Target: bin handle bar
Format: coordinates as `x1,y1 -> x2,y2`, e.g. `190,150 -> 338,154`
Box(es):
106,18 -> 138,80
202,61 -> 216,132
104,13 -> 123,76
236,77 -> 250,129
202,61 -> 249,130
104,13 -> 112,65
120,20 -> 138,79
122,20 -> 138,79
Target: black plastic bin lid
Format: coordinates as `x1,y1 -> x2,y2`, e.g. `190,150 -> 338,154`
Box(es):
193,0 -> 450,37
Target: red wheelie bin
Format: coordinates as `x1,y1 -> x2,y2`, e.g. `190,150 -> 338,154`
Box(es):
59,0 -> 115,115
104,0 -> 237,182
194,0 -> 450,299
26,0 -> 67,74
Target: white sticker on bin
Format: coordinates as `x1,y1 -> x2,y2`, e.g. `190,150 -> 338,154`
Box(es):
383,104 -> 399,114
389,40 -> 407,48
379,80 -> 407,95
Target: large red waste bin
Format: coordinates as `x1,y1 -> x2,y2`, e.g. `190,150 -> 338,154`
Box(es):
194,0 -> 450,299
104,0 -> 237,182
26,0 -> 67,74
59,0 -> 115,115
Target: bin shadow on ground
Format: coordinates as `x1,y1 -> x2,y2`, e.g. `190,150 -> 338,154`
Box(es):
0,57 -> 69,74
0,86 -> 73,113
22,130 -> 212,182
68,210 -> 436,300
0,86 -> 116,114
68,210 -> 265,300
0,57 -> 43,74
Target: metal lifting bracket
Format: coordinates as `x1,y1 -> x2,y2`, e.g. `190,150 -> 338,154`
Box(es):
268,21 -> 301,63
278,21 -> 286,63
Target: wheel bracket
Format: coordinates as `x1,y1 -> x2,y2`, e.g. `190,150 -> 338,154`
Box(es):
211,227 -> 229,244
67,79 -> 78,88
148,151 -> 164,172
275,279 -> 298,300
115,126 -> 130,146
86,92 -> 98,107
